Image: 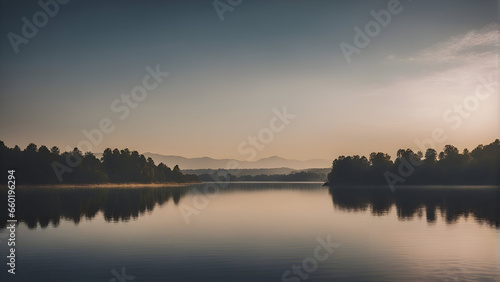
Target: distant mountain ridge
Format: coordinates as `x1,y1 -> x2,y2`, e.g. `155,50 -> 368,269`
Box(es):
184,168 -> 331,176
141,153 -> 332,170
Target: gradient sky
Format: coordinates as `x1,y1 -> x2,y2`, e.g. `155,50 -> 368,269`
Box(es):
0,0 -> 498,161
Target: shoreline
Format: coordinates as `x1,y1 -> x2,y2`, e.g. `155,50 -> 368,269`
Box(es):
7,182 -> 200,189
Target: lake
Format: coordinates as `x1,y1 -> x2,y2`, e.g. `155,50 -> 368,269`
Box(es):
1,183 -> 499,281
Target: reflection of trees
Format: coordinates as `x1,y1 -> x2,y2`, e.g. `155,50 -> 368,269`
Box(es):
0,186 -> 189,229
0,183 -> 322,229
329,186 -> 499,227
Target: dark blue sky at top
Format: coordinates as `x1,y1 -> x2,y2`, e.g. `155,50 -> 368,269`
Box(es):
0,0 -> 497,159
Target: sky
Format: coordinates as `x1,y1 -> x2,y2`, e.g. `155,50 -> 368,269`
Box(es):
0,0 -> 498,161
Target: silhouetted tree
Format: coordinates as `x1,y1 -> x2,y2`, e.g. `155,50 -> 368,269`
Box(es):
327,139 -> 500,186
0,141 -> 198,184
424,148 -> 437,165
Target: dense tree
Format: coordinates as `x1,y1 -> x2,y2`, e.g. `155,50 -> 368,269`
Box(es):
0,141 -> 198,185
327,139 -> 500,186
326,155 -> 370,184
424,148 -> 437,165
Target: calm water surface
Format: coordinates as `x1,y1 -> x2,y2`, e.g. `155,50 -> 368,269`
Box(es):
0,183 -> 498,281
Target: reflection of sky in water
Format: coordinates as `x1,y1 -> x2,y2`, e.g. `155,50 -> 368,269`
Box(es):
0,184 -> 497,281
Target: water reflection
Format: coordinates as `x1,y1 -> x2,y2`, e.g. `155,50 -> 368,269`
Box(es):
1,184 -> 498,229
0,186 -> 190,228
329,186 -> 499,227
0,183 -> 324,228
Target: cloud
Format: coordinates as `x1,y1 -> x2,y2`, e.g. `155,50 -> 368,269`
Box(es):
376,23 -> 498,97
367,23 -> 498,122
390,22 -> 498,65
373,54 -> 495,97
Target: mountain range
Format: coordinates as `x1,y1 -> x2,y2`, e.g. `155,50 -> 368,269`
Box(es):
141,153 -> 332,170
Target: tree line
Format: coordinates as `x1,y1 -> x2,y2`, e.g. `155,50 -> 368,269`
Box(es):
326,139 -> 499,186
198,171 -> 326,182
0,141 -> 198,184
